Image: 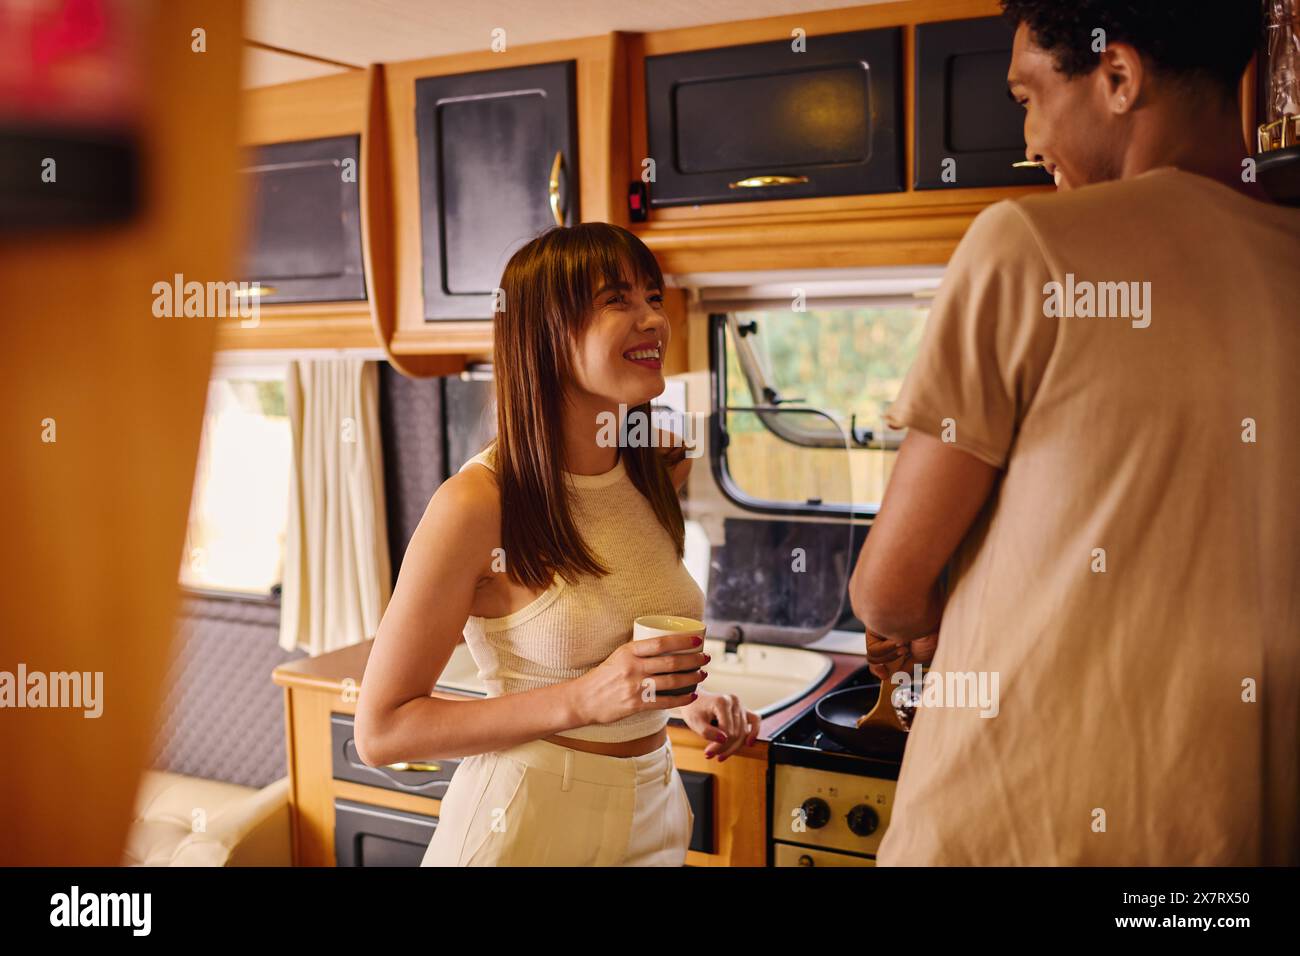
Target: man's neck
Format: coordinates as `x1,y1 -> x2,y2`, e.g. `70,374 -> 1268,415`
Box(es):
1119,93 -> 1270,201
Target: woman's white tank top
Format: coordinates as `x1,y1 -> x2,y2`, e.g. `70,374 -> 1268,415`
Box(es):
458,443 -> 705,743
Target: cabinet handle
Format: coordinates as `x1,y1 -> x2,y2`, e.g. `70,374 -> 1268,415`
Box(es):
728,174 -> 809,189
549,150 -> 565,226
385,760 -> 441,773
230,284 -> 277,297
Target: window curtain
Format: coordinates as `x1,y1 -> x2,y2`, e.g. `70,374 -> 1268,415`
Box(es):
279,358 -> 392,655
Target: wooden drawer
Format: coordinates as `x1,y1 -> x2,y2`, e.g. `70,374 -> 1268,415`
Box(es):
334,798 -> 438,867
330,711 -> 462,799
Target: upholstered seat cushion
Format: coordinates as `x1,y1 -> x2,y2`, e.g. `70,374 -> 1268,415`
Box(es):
122,769 -> 291,866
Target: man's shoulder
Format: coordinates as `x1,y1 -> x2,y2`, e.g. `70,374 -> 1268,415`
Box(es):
956,171 -> 1199,274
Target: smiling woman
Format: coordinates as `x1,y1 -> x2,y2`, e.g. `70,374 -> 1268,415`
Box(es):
356,221 -> 759,867
492,222 -> 685,590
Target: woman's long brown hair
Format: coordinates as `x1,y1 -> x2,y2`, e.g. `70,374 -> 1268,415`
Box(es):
490,222 -> 685,591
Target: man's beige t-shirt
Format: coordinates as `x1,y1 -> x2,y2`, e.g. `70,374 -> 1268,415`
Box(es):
875,168 -> 1299,866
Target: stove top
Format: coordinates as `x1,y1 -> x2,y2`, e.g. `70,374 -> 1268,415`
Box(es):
769,664 -> 906,780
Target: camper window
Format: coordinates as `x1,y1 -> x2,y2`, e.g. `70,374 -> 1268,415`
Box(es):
180,361 -> 291,597
711,299 -> 929,516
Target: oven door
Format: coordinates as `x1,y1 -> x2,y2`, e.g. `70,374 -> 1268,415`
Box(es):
773,844 -> 875,866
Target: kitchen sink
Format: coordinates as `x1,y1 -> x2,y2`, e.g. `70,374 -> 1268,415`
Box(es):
434,638 -> 833,717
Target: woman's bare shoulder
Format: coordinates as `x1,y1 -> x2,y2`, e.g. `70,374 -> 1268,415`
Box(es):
409,463 -> 503,558
431,463 -> 500,520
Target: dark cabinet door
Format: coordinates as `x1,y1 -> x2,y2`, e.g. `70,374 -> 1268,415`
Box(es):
334,798 -> 438,867
240,135 -> 366,303
415,61 -> 577,321
645,29 -> 903,207
914,16 -> 1052,190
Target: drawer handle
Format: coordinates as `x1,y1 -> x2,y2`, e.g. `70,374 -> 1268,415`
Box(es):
549,150 -> 565,226
230,284 -> 277,297
728,174 -> 809,189
385,760 -> 441,773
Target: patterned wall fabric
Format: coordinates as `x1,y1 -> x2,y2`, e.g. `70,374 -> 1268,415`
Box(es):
379,363 -> 446,584
149,595 -> 305,788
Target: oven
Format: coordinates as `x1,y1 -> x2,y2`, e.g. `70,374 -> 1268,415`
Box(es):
768,665 -> 904,866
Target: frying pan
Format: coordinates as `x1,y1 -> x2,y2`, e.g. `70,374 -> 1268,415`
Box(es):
815,681 -> 909,757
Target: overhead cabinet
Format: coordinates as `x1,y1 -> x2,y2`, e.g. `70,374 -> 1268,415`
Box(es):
913,16 -> 1052,190
644,28 -> 904,207
414,60 -> 578,321
239,134 -> 367,303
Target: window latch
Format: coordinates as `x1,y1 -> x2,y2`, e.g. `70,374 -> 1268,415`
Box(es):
762,386 -> 804,406
849,414 -> 875,447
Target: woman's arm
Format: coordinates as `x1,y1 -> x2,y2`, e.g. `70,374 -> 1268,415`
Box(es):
352,469 -> 586,765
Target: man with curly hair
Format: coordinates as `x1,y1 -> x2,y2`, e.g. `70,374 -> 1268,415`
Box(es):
850,0 -> 1299,865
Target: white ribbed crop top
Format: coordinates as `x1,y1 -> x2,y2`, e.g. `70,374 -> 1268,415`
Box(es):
458,443 -> 706,743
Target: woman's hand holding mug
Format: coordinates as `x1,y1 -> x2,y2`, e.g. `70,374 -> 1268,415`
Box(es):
572,617 -> 709,725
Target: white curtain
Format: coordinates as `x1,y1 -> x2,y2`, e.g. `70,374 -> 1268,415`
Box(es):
279,358 -> 392,655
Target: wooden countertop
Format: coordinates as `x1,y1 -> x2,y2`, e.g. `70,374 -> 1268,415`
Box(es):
273,637 -> 868,754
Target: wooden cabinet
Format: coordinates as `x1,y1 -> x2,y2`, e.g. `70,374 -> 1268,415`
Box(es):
913,15 -> 1052,190
644,29 -> 903,207
627,0 -> 1054,276
382,35 -> 625,363
219,70 -> 388,352
261,1 -> 1085,366
272,638 -> 773,866
240,134 -> 367,302
415,61 -> 579,321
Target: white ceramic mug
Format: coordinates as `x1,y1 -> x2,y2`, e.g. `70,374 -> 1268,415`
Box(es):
632,615 -> 705,697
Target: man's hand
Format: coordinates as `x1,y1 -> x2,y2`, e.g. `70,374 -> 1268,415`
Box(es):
866,629 -> 938,682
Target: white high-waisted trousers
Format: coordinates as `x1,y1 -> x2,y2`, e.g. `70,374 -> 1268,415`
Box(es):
420,735 -> 694,866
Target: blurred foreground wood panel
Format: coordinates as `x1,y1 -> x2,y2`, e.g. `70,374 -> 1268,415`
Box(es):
0,0 -> 244,865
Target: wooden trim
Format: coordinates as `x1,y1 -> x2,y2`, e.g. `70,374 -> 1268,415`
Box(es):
640,202 -> 989,273
361,64 -> 465,377
1242,55 -> 1259,152
213,304 -> 378,350
390,324 -> 493,356
282,680 -> 302,865
660,286 -> 690,376
244,39 -> 365,71
239,69 -> 370,146
333,780 -> 441,819
638,0 -> 1003,57
606,31 -> 633,230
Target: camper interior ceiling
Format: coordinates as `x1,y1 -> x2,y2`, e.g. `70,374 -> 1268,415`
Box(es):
2,0 -> 1296,935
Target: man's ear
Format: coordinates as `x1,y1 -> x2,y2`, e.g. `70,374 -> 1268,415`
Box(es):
1097,41 -> 1144,113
